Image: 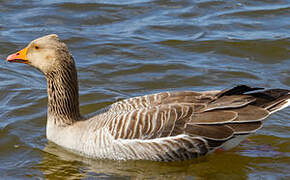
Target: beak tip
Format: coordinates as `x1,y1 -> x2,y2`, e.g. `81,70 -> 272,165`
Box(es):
6,54 -> 16,62
6,47 -> 28,63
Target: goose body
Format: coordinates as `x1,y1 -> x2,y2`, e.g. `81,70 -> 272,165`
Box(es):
6,34 -> 289,161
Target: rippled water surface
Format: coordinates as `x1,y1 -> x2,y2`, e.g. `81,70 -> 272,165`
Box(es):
0,0 -> 289,179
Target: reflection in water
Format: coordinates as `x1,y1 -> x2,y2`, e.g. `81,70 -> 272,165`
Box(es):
39,142 -> 253,179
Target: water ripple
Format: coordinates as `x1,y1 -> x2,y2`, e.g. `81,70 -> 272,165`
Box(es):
0,0 -> 289,179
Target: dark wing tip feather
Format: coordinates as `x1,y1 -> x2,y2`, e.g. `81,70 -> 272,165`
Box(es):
249,89 -> 289,99
217,85 -> 263,97
249,89 -> 289,109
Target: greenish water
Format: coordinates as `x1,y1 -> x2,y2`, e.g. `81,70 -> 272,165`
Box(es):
0,0 -> 289,179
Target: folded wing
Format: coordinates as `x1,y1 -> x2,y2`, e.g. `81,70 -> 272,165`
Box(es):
105,85 -> 289,161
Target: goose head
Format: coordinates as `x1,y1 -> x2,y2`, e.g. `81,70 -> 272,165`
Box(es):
7,34 -> 81,123
6,34 -> 73,74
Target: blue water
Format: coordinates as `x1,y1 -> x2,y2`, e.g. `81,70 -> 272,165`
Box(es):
0,0 -> 289,179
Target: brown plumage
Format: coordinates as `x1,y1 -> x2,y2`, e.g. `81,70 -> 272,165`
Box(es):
6,34 -> 290,161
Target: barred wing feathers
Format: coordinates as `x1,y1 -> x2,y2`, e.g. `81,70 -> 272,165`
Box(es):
103,85 -> 289,161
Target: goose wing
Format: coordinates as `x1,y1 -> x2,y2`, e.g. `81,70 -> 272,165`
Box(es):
108,90 -> 216,112
104,85 -> 289,161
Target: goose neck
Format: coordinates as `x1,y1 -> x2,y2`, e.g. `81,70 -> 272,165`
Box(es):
46,62 -> 81,126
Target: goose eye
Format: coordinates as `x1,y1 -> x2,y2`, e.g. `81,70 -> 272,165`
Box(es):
34,45 -> 39,50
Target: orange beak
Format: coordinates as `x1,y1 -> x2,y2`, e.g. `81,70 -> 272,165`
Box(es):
6,47 -> 29,64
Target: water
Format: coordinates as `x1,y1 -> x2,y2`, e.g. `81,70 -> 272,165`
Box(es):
0,0 -> 289,179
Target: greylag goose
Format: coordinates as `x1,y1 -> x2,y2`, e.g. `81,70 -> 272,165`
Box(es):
6,34 -> 289,161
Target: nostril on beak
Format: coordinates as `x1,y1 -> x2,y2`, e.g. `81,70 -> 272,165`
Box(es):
16,53 -> 20,56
